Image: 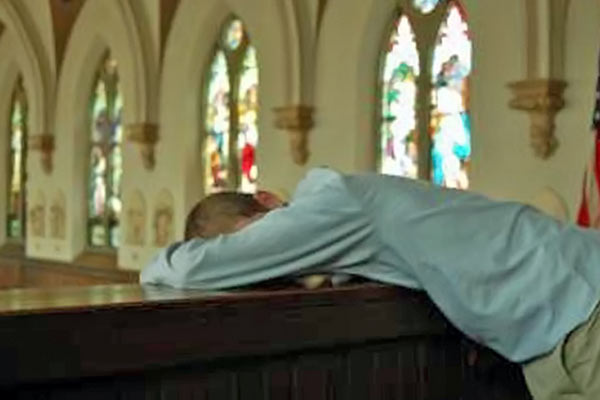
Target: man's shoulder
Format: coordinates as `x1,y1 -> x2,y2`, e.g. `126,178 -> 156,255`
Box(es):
293,168 -> 346,198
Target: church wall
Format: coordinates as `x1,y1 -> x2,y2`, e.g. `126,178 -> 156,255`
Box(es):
470,0 -> 600,218
0,0 -> 598,275
17,0 -> 56,79
51,0 -> 157,267
549,0 -> 600,215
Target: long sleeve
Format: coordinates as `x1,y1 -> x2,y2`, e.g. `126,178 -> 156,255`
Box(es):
140,170 -> 377,290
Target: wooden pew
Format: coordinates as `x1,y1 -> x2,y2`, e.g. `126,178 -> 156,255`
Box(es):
0,283 -> 531,399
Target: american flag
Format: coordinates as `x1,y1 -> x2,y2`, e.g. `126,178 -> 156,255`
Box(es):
576,52 -> 600,227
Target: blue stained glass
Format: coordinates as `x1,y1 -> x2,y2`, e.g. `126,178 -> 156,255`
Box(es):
430,3 -> 472,189
414,0 -> 441,14
224,19 -> 244,50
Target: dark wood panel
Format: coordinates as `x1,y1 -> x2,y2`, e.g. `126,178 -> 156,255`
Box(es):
0,283 -> 532,399
0,285 -> 449,385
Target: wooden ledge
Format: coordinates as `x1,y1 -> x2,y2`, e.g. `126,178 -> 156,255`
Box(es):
73,250 -> 118,270
0,242 -> 25,259
0,283 -> 452,386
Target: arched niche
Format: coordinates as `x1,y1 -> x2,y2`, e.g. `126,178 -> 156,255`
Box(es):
53,0 -> 156,259
313,0 -> 477,175
0,35 -> 22,246
158,0 -> 305,232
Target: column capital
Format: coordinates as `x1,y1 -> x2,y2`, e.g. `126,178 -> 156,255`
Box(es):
273,105 -> 315,165
126,123 -> 159,170
28,134 -> 55,174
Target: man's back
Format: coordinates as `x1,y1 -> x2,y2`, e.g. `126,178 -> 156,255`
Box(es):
339,171 -> 600,362
142,168 -> 600,363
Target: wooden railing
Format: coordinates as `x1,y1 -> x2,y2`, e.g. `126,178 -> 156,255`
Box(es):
0,283 -> 531,399
0,247 -> 136,288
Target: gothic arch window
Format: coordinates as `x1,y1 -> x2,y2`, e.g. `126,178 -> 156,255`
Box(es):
87,54 -> 123,248
6,77 -> 27,241
203,17 -> 259,194
379,0 -> 472,189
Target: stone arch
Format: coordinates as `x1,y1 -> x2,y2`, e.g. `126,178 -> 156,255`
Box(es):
0,0 -> 53,135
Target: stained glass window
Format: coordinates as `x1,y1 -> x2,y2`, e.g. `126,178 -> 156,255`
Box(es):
413,0 -> 441,14
430,2 -> 472,188
6,78 -> 27,240
379,14 -> 419,179
205,50 -> 231,193
379,1 -> 472,189
88,55 -> 123,248
204,18 -> 259,194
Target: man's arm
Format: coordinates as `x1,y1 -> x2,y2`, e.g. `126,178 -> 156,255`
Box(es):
140,173 -> 376,290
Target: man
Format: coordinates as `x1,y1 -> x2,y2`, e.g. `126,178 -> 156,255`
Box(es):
141,168 -> 600,400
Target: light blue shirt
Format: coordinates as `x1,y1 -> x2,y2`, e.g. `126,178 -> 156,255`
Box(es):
141,168 -> 600,362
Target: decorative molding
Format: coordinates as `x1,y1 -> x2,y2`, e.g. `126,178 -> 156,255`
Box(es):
508,79 -> 567,159
125,190 -> 146,246
49,190 -> 66,240
273,105 -> 314,165
126,123 -> 159,170
28,134 -> 55,174
153,189 -> 174,247
514,0 -> 571,159
29,191 -> 46,239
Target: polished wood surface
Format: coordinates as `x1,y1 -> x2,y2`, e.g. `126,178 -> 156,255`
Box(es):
0,250 -> 137,289
0,284 -> 447,384
0,283 -> 531,399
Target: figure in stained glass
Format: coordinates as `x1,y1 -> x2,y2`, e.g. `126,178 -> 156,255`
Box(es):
6,79 -> 27,240
204,18 -> 259,194
430,3 -> 472,188
87,54 -> 123,248
379,14 -> 419,178
237,45 -> 259,193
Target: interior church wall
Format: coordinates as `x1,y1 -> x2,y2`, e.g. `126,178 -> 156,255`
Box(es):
0,0 -> 598,273
471,0 -> 600,220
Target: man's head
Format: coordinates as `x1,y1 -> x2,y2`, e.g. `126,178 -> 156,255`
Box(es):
184,191 -> 283,239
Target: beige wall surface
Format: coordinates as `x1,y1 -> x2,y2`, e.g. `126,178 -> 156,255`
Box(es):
0,0 -> 597,270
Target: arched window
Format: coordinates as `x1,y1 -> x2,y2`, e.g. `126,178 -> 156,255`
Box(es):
379,0 -> 472,189
204,18 -> 259,194
6,78 -> 27,241
87,54 -> 123,248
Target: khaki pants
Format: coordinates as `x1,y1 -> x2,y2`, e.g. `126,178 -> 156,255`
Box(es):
523,305 -> 600,400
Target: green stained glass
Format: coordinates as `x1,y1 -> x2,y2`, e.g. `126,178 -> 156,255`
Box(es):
88,55 -> 123,248
204,50 -> 231,194
413,0 -> 441,14
379,14 -> 419,179
237,46 -> 259,193
6,79 -> 27,240
430,2 -> 472,189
